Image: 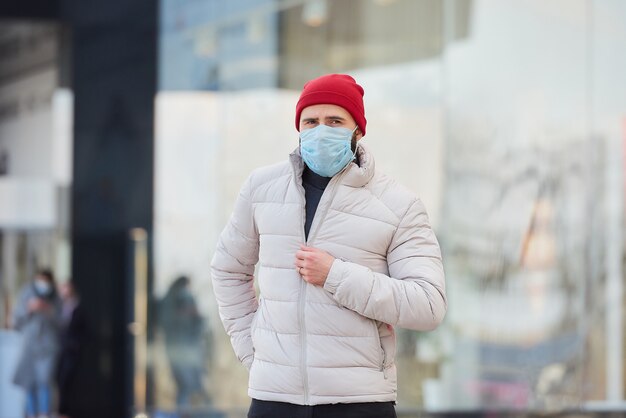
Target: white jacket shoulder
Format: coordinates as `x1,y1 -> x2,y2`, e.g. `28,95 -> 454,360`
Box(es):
368,171 -> 422,223
246,161 -> 293,200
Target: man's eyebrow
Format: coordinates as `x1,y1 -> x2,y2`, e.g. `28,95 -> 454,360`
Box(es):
302,117 -> 319,122
324,116 -> 346,121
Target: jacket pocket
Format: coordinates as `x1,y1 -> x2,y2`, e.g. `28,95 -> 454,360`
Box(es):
375,322 -> 396,379
250,298 -> 263,351
372,320 -> 385,370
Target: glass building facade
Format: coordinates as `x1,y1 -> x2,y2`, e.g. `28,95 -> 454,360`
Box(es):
154,0 -> 626,414
1,0 -> 626,417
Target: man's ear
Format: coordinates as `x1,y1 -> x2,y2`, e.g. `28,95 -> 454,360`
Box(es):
355,127 -> 363,141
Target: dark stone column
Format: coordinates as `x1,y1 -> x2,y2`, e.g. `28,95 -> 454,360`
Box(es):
63,1 -> 157,417
0,0 -> 60,19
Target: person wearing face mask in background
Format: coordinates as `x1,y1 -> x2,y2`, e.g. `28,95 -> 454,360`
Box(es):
11,269 -> 62,418
211,74 -> 446,418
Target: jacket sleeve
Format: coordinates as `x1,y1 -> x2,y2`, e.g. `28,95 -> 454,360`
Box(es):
210,175 -> 259,369
323,198 -> 446,331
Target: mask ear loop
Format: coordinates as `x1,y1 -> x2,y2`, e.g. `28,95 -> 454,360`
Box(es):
350,126 -> 360,161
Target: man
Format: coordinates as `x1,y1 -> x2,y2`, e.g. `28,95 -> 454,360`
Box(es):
211,74 -> 446,418
56,280 -> 87,418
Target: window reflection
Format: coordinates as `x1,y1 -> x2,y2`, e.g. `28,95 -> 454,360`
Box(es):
154,0 -> 626,414
157,276 -> 212,410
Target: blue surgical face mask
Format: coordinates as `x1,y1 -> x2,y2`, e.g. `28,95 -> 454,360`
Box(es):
300,124 -> 357,177
34,279 -> 52,295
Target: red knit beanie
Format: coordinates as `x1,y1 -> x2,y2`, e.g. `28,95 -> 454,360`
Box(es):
295,74 -> 367,136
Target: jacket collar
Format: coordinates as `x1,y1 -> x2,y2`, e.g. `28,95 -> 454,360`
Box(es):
289,141 -> 375,188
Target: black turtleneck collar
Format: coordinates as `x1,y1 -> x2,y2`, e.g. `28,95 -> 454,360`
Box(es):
301,165 -> 331,240
302,165 -> 332,190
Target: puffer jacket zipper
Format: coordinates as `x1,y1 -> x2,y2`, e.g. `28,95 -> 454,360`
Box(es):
298,279 -> 309,404
294,165 -> 347,405
295,175 -> 309,404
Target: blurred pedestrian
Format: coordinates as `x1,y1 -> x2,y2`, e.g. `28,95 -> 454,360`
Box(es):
159,276 -> 210,411
55,280 -> 87,418
211,74 -> 447,418
12,268 -> 62,418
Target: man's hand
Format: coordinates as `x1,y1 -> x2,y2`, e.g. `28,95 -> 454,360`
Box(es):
295,245 -> 335,286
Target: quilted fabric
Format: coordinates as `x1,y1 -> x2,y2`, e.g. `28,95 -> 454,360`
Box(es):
211,143 -> 446,405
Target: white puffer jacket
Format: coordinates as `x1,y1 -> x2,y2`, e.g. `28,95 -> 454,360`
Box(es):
211,143 -> 446,405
